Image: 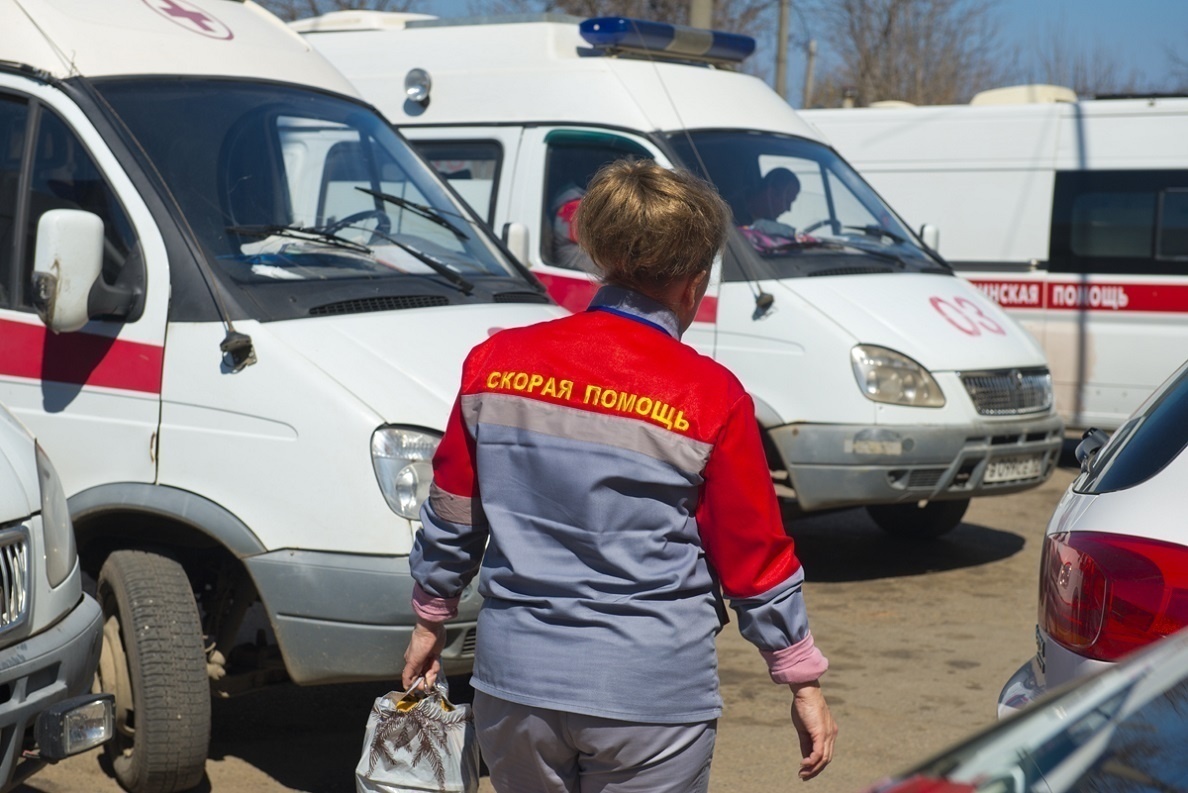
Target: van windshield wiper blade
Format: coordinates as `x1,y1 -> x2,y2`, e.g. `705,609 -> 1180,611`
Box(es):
799,238 -> 908,268
359,226 -> 475,295
761,237 -> 903,265
227,224 -> 372,255
843,224 -> 909,245
355,187 -> 469,241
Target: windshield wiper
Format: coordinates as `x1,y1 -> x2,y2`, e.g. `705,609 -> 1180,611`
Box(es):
227,224 -> 372,255
775,237 -> 908,268
843,224 -> 909,245
355,187 -> 469,241
358,226 -> 475,295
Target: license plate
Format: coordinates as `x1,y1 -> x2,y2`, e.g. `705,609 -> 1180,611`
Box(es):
985,454 -> 1045,483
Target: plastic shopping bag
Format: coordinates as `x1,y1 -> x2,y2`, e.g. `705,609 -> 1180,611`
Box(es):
355,679 -> 479,793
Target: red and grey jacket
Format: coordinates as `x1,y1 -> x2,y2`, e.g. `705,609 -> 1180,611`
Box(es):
412,286 -> 827,723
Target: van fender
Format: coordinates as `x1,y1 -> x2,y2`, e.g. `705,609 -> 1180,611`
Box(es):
752,394 -> 785,429
68,483 -> 266,560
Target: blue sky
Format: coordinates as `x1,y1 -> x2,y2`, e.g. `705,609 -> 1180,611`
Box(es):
996,0 -> 1186,86
399,0 -> 1188,103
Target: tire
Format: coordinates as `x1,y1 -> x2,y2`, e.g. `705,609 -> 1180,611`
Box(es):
96,550 -> 211,793
866,498 -> 970,539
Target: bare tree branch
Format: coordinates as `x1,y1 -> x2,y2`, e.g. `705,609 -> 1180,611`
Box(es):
1026,25 -> 1144,97
805,0 -> 1013,107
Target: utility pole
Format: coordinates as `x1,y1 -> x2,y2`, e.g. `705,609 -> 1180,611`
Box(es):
776,0 -> 790,99
803,39 -> 817,107
689,0 -> 712,29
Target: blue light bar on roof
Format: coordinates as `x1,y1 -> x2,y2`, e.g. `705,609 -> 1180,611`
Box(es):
579,17 -> 755,64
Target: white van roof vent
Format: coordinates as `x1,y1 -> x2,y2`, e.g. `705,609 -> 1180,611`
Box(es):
289,11 -> 437,33
969,84 -> 1078,105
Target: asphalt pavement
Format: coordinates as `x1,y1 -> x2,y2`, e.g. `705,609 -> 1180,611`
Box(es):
19,465 -> 1075,793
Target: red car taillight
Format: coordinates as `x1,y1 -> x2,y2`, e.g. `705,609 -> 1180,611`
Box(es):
1040,531 -> 1188,661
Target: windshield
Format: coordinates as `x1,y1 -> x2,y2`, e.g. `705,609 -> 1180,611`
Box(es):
668,130 -> 948,280
92,79 -> 530,319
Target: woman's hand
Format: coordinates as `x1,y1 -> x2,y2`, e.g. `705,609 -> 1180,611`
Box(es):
789,681 -> 838,780
402,619 -> 446,690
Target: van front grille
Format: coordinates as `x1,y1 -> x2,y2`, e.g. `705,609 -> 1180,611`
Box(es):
907,469 -> 946,488
460,628 -> 477,656
0,527 -> 29,633
960,368 -> 1053,416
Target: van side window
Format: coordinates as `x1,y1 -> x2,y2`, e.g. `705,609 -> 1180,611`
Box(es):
1158,190 -> 1188,259
410,140 -> 502,224
0,96 -> 28,307
22,107 -> 140,313
1051,170 -> 1188,276
542,131 -> 652,272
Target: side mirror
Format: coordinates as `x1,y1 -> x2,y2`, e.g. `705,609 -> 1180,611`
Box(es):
501,221 -> 531,267
31,209 -> 104,333
919,223 -> 940,251
1075,427 -> 1110,472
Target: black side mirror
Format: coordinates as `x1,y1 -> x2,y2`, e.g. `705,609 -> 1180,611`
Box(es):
1075,428 -> 1110,472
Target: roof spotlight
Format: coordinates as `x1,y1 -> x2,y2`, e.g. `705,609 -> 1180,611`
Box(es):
404,68 -> 431,105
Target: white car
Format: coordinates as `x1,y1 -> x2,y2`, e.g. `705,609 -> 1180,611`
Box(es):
998,358 -> 1188,716
0,406 -> 112,789
879,626 -> 1188,793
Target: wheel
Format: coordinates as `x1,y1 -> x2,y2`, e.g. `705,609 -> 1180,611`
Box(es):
96,550 -> 211,793
866,499 -> 970,539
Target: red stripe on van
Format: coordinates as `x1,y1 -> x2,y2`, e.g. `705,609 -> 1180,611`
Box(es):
0,318 -> 163,394
970,279 -> 1188,313
534,271 -> 719,323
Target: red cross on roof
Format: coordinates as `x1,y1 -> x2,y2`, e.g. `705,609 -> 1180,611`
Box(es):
157,0 -> 215,32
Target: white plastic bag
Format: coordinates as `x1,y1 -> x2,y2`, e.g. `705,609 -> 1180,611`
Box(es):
355,679 -> 480,793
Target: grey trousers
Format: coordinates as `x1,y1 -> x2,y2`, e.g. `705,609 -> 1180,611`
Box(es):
473,690 -> 716,793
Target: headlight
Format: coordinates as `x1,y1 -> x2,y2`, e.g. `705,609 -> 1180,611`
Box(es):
371,428 -> 441,519
851,345 -> 945,408
34,443 -> 77,588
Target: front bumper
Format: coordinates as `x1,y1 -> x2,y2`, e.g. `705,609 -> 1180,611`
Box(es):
0,593 -> 104,790
769,413 -> 1063,511
245,550 -> 482,685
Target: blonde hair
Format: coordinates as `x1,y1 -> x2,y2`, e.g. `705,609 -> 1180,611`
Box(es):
574,160 -> 730,292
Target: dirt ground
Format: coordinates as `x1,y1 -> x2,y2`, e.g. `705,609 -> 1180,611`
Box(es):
19,466 -> 1075,793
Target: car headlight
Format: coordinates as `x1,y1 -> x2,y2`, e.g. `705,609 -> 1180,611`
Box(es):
851,345 -> 945,407
34,443 -> 77,588
371,427 -> 441,519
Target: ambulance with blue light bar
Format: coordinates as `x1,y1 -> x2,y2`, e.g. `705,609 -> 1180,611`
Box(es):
0,1 -> 561,791
298,12 -> 1064,539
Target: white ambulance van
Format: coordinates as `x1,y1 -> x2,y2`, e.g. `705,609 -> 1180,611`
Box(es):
802,89 -> 1188,430
1,1 -> 561,790
298,13 -> 1064,539
0,405 -> 112,790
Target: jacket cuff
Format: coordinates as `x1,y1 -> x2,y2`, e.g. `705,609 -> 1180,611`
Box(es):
759,632 -> 829,685
412,583 -> 459,622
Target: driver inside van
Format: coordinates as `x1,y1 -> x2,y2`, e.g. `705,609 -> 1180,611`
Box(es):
735,168 -> 806,253
736,167 -> 800,230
